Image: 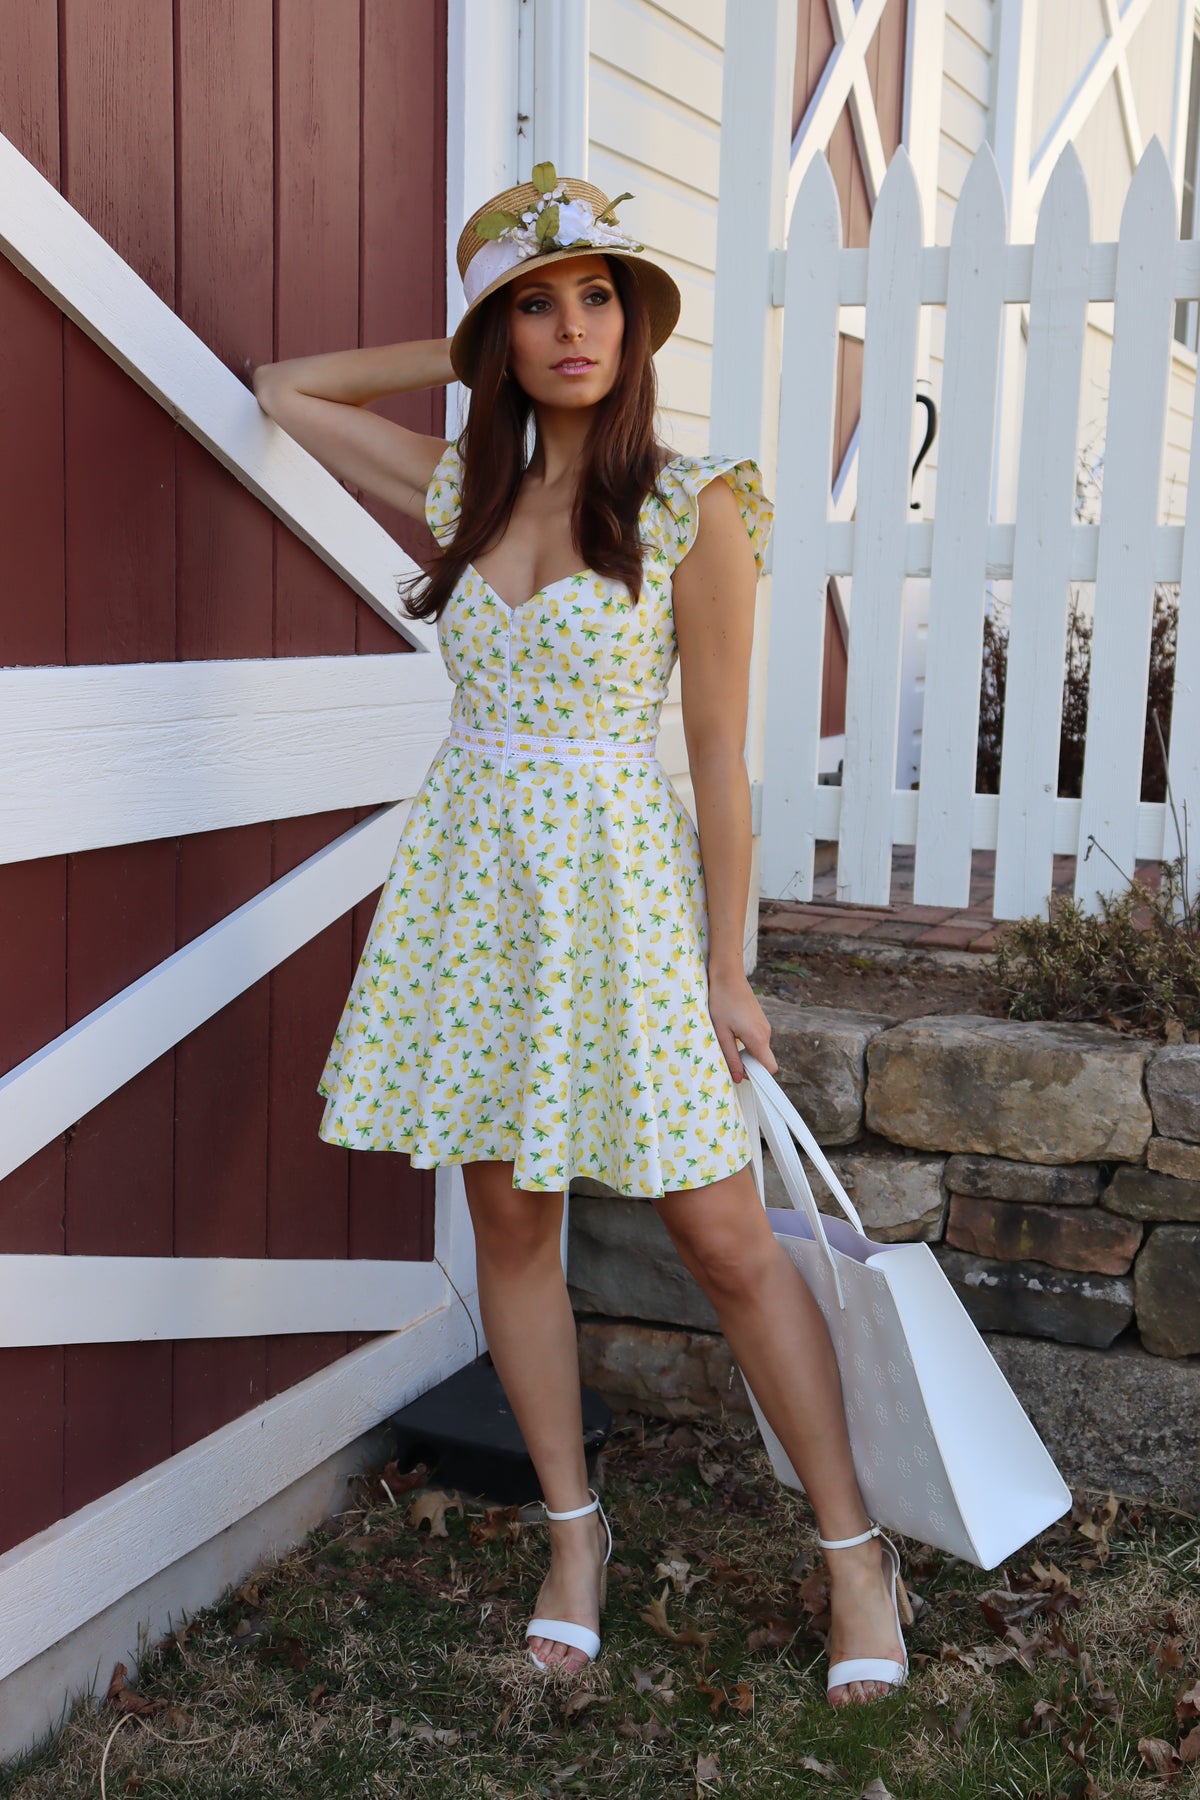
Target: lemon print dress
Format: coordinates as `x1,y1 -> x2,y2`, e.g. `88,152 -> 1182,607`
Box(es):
316,442 -> 774,1198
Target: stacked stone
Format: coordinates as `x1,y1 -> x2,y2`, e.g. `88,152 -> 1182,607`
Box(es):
760,1003 -> 1199,1360
565,1002 -> 1199,1484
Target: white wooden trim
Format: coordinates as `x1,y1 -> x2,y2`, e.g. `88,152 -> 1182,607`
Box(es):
803,787 -> 1169,863
0,803 -> 409,1182
910,148 -> 1007,906
0,133 -> 435,655
444,0 -> 522,439
0,1256 -> 447,1346
0,1173 -> 480,1686
818,517 -> 1187,585
0,655 -> 452,862
835,150 -> 924,905
1169,159 -> 1200,866
0,1419 -> 395,1761
1074,140 -> 1177,909
529,0 -> 589,178
992,147 -> 1091,920
760,155 -> 842,904
713,0 -> 797,976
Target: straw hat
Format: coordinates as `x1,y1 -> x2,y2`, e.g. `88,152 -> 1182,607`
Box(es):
449,162 -> 681,387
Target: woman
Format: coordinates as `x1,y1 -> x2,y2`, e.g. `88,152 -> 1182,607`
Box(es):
252,169 -> 908,1707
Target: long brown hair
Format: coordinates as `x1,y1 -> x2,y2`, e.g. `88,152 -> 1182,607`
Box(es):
398,255 -> 678,622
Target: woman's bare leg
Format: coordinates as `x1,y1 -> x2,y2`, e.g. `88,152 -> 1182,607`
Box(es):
461,1160 -> 608,1674
653,1161 -> 906,1707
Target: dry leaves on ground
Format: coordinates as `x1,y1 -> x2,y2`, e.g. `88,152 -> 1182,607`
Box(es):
105,1666 -> 171,1721
408,1487 -> 465,1538
695,1670 -> 753,1717
638,1584 -> 715,1651
798,1753 -> 853,1782
468,1503 -> 525,1545
695,1750 -> 721,1792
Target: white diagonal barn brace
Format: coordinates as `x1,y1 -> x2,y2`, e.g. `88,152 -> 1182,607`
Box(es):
1028,0 -> 1158,209
0,1177 -> 480,1687
0,129 -> 436,653
0,803 -> 408,1183
0,22 -> 526,1719
787,0 -> 891,217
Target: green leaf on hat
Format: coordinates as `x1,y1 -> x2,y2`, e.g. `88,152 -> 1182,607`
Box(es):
595,191 -> 634,223
474,209 -> 522,239
535,204 -> 560,244
531,161 -> 558,194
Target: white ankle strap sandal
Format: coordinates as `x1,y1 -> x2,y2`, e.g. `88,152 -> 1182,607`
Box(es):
817,1522 -> 910,1699
526,1486 -> 613,1671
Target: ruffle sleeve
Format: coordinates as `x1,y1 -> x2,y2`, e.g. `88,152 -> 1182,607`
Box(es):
424,439 -> 464,546
641,452 -> 774,577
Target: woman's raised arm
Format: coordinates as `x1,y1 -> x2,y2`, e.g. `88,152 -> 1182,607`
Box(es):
252,336 -> 457,523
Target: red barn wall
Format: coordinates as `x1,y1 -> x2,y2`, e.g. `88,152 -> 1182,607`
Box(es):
0,0 -> 446,1556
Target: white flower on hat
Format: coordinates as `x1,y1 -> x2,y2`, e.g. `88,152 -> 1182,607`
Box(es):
555,198 -> 597,242
472,162 -> 644,263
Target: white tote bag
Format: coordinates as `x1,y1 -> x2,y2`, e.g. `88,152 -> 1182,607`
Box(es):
732,1051 -> 1073,1570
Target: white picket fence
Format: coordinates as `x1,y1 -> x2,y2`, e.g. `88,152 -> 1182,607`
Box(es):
761,136 -> 1200,919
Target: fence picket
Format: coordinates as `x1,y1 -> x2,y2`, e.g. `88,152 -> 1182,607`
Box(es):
1074,139 -> 1178,909
763,137 -> 1195,917
912,147 -> 1007,906
835,148 -> 924,904
1168,322 -> 1200,881
759,155 -> 842,901
992,146 -> 1091,919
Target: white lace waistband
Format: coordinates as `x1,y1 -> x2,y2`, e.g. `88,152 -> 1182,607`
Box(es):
446,723 -> 658,763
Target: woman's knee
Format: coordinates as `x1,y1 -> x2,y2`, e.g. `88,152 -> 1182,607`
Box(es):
463,1161 -> 564,1269
655,1177 -> 779,1302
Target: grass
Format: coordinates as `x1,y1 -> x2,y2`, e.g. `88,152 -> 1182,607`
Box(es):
3,1413 -> 1198,1800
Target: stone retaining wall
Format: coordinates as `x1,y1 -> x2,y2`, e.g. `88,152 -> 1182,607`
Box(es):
570,1006 -> 1200,1360
566,1009 -> 1200,1492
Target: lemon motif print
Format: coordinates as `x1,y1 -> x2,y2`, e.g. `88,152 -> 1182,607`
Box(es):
316,441 -> 774,1197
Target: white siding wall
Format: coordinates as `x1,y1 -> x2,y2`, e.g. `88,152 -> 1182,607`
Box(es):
588,0 -> 727,453
586,0 -> 731,822
925,0 -> 998,472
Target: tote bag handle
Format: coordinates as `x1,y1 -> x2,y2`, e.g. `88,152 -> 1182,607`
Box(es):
735,1050 -> 869,1311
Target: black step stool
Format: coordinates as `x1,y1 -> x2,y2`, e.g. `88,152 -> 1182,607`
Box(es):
387,1354 -> 612,1506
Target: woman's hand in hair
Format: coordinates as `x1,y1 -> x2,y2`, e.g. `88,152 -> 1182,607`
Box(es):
251,338 -> 456,522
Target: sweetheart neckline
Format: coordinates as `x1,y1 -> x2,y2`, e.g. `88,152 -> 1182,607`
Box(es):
453,450 -> 688,614
467,564 -> 591,615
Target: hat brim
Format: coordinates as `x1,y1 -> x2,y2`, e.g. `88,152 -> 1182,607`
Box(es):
449,245 -> 681,388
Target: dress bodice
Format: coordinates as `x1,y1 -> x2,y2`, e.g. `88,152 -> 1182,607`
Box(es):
423,442 -> 773,746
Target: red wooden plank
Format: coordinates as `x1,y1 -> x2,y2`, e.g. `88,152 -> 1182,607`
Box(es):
267,810 -> 357,1391
0,1351 -> 65,1553
355,0 -> 448,645
345,0 -> 446,1313
866,0 -> 908,160
0,6 -> 68,1556
170,0 -> 275,1455
60,0 -> 177,1514
0,0 -> 60,184
266,0 -> 362,1397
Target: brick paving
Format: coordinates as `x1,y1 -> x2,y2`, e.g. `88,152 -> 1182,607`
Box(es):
758,848 -> 1164,955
